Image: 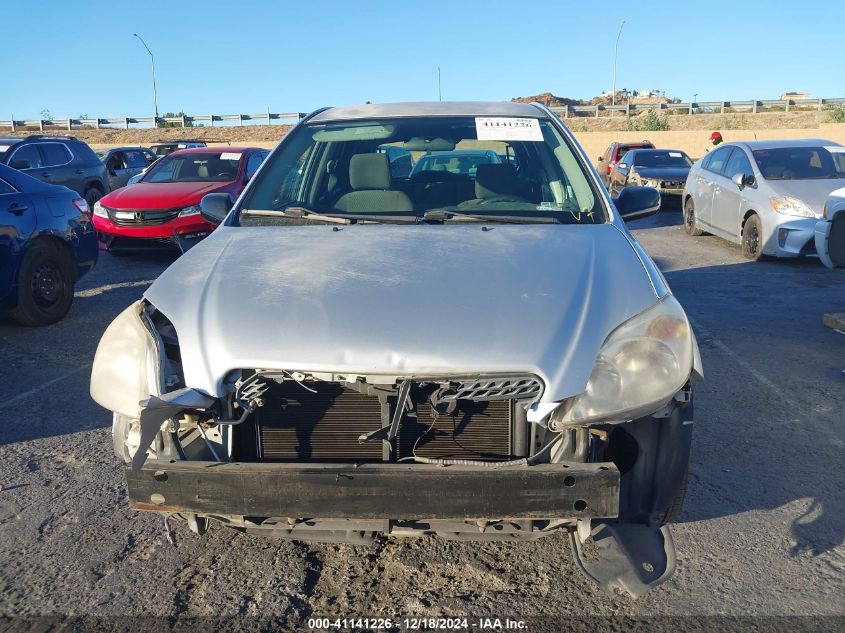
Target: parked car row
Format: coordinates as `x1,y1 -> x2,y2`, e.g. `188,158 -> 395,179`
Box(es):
596,136 -> 845,267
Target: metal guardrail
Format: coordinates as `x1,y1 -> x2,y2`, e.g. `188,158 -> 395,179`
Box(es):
548,97 -> 845,118
3,98 -> 845,130
0,112 -> 306,131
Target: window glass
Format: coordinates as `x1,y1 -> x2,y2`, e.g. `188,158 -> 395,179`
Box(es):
41,143 -> 72,167
9,144 -> 43,169
703,146 -> 732,175
0,178 -> 16,194
143,152 -> 241,183
245,153 -> 264,179
724,148 -> 753,179
752,146 -> 845,180
631,151 -> 692,168
124,150 -> 149,169
239,116 -> 603,224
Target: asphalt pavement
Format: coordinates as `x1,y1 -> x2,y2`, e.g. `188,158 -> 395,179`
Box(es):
0,211 -> 843,630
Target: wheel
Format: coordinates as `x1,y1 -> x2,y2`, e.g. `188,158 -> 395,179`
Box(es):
659,466 -> 688,525
683,197 -> 704,236
84,186 -> 103,208
741,213 -> 764,260
10,241 -> 76,326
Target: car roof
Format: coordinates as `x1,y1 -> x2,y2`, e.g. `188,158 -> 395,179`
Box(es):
310,101 -> 546,123
97,146 -> 152,153
625,148 -> 687,154
733,138 -> 841,150
166,147 -> 261,156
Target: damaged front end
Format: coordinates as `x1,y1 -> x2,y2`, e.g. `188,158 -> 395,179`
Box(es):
91,299 -> 698,598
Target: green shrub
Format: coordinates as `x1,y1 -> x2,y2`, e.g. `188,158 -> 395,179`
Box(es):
627,110 -> 670,132
829,107 -> 845,123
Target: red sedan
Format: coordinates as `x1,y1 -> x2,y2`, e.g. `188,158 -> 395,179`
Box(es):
92,147 -> 269,252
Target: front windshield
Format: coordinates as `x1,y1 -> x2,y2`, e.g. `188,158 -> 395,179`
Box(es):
141,151 -> 242,183
631,151 -> 692,168
238,115 -> 603,225
752,146 -> 845,180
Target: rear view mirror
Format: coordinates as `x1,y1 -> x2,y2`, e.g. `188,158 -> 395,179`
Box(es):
614,186 -> 661,221
200,193 -> 233,225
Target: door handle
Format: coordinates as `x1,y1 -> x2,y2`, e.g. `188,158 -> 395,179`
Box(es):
75,169 -> 83,175
41,172 -> 51,178
8,203 -> 28,215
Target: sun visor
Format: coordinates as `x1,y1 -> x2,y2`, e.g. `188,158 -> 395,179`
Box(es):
312,124 -> 396,142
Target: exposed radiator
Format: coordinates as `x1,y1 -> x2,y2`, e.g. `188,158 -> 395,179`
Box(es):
250,380 -> 515,462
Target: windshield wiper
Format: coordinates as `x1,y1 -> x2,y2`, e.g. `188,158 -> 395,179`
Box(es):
421,209 -> 562,224
245,207 -> 418,224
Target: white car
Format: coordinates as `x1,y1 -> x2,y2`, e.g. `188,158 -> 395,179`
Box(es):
816,187 -> 845,268
682,139 -> 845,262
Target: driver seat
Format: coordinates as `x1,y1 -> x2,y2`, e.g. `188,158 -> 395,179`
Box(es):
335,153 -> 413,213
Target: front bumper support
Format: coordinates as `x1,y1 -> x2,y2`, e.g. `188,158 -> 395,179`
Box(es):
126,460 -> 619,520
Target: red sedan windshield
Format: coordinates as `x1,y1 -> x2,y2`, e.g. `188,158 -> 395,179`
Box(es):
143,152 -> 241,183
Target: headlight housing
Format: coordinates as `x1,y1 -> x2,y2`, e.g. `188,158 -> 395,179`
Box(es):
549,297 -> 693,429
178,204 -> 202,217
90,301 -> 161,419
770,196 -> 816,218
93,201 -> 108,218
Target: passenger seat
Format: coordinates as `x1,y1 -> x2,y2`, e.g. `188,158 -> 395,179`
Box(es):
334,154 -> 414,213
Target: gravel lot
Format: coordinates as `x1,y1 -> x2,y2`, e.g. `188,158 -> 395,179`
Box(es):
0,211 -> 843,631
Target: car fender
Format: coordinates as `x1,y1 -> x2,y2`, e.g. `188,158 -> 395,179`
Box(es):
816,189 -> 845,268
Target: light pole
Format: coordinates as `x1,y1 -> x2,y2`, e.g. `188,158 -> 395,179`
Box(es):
611,20 -> 626,107
133,33 -> 159,123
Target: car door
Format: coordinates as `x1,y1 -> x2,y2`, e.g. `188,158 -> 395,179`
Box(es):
714,147 -> 754,237
119,150 -> 150,188
38,142 -> 76,190
0,176 -> 36,303
608,151 -> 632,195
693,145 -> 733,228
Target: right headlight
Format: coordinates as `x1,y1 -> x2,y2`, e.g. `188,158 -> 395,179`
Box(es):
93,201 -> 108,218
549,297 -> 693,430
770,196 -> 816,218
90,301 -> 161,419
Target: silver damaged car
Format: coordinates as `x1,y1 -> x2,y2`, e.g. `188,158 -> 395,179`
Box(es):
90,102 -> 702,597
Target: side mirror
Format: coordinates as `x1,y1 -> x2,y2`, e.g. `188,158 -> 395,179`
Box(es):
10,159 -> 31,170
200,193 -> 233,225
731,173 -> 755,189
614,186 -> 661,221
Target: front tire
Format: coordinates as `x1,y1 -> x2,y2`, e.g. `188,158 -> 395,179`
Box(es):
741,213 -> 764,260
11,241 -> 76,326
683,198 -> 704,236
84,186 -> 103,208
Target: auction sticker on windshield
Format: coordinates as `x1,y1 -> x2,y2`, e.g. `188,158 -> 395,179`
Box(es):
475,117 -> 543,142
220,152 -> 243,161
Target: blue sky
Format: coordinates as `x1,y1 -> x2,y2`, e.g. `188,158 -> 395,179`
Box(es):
1,0 -> 841,119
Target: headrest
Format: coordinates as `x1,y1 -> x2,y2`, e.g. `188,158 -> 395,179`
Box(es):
197,164 -> 209,178
475,163 -> 518,199
349,153 -> 391,190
